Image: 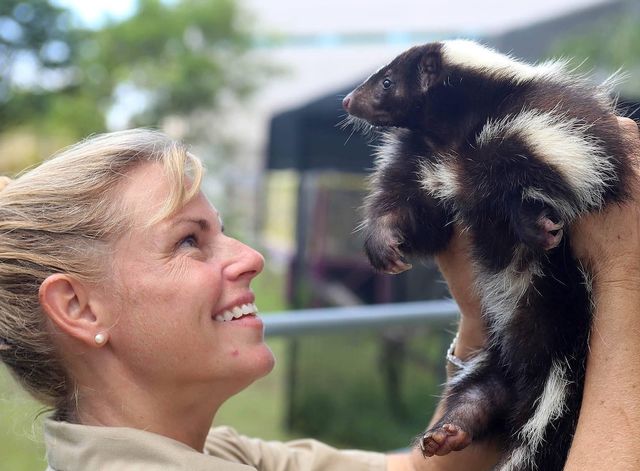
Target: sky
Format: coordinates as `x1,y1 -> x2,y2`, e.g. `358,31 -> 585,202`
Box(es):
52,0 -> 136,27
54,0 -> 614,35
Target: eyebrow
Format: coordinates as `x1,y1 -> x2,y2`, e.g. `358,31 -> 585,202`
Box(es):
171,217 -> 211,231
169,214 -> 224,232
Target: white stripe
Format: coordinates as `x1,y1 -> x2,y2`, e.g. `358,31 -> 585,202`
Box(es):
372,131 -> 404,167
477,109 -> 616,212
419,154 -> 459,202
499,361 -> 570,471
519,360 -> 570,448
499,445 -> 535,471
476,247 -> 542,336
441,39 -> 567,84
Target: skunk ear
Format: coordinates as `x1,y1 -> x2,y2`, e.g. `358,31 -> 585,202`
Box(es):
419,52 -> 441,92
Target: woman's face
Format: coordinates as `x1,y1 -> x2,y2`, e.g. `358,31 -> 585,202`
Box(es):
102,162 -> 274,399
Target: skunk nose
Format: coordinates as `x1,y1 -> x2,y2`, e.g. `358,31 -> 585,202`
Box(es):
342,95 -> 351,111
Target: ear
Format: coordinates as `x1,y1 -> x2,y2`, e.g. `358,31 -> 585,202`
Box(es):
39,274 -> 106,348
419,52 -> 441,92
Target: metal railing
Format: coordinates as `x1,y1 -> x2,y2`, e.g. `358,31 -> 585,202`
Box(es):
262,299 -> 459,337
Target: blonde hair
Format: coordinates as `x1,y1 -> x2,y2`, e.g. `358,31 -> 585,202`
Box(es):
0,129 -> 203,418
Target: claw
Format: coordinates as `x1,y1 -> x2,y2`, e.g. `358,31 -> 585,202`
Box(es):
384,260 -> 412,275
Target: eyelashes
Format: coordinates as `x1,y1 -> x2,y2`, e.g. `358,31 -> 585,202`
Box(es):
177,233 -> 199,250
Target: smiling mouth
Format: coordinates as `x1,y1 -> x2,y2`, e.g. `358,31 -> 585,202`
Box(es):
213,303 -> 258,322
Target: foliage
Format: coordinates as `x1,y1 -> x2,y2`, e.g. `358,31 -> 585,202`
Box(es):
550,13 -> 640,97
0,0 -> 88,133
83,0 -> 269,133
0,0 -> 272,144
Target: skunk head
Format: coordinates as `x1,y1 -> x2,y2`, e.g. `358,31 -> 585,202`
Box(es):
343,40 -> 559,141
342,42 -> 445,128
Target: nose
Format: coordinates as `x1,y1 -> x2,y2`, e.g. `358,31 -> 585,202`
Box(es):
224,237 -> 265,281
342,94 -> 351,111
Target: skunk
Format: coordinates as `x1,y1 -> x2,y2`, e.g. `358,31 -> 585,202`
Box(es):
342,39 -> 632,470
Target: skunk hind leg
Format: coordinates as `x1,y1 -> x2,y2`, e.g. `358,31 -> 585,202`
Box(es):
417,361 -> 510,459
420,423 -> 472,457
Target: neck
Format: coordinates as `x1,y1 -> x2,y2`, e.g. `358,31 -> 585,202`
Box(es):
72,366 -> 227,451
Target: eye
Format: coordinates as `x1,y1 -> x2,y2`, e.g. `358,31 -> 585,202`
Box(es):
382,78 -> 393,89
178,233 -> 199,249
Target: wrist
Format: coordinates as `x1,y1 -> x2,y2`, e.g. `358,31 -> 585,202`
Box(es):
455,315 -> 486,360
588,264 -> 640,295
446,320 -> 486,378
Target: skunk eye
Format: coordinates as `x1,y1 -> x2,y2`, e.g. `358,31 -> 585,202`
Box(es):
382,78 -> 393,89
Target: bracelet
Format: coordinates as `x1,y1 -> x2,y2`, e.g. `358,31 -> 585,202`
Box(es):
446,333 -> 467,371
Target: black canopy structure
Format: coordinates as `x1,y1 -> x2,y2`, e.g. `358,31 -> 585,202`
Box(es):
267,83 -> 376,173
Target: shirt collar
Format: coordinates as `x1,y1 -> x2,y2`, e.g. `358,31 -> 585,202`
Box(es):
44,418 -> 253,471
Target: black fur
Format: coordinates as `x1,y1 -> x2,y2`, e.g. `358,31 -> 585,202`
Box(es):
343,40 -> 633,470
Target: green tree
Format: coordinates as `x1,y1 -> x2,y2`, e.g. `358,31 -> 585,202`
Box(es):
551,12 -> 640,97
1,0 -> 272,142
0,0 -> 89,132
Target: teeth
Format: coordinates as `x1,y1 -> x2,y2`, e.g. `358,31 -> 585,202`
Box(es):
213,303 -> 258,322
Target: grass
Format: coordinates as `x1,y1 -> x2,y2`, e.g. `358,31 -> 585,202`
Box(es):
0,368 -> 48,470
289,328 -> 448,451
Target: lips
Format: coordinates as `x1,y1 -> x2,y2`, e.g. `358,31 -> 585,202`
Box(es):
213,302 -> 258,322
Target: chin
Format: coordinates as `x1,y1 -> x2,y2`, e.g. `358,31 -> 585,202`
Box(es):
254,344 -> 276,378
227,351 -> 276,398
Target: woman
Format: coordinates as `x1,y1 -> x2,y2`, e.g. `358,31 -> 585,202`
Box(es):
0,122 -> 638,471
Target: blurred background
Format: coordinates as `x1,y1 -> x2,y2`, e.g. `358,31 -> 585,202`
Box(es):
1,0 -> 639,468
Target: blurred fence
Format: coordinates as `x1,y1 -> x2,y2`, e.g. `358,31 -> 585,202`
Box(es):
262,300 -> 459,337
262,300 -> 460,450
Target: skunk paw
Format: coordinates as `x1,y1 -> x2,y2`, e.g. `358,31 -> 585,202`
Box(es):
419,423 -> 472,458
362,215 -> 412,274
513,202 -> 565,251
538,216 -> 564,250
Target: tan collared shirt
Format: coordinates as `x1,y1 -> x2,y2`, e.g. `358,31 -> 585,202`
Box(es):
44,419 -> 387,470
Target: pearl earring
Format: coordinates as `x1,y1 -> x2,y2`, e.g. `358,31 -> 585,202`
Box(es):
94,332 -> 107,345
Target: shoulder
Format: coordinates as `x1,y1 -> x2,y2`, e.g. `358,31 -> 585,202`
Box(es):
44,419 -> 252,471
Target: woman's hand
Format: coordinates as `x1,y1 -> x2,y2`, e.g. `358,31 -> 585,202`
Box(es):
564,117 -> 640,470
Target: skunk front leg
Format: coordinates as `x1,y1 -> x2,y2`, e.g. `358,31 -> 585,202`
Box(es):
361,140 -> 453,273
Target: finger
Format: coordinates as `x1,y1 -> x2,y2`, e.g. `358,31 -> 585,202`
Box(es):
617,116 -> 640,137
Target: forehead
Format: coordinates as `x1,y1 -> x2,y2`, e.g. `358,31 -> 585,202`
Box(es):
118,162 -> 207,229
119,163 -> 171,212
